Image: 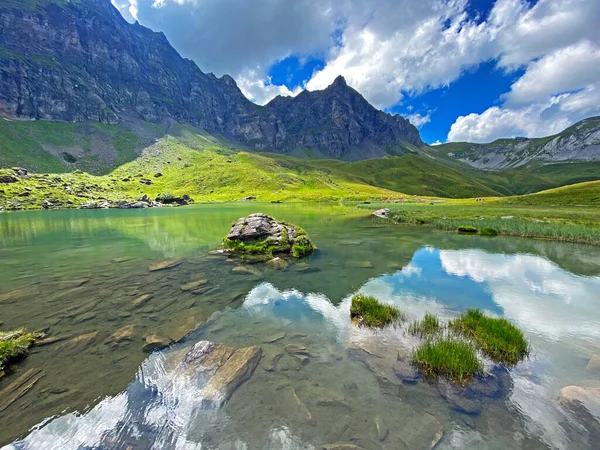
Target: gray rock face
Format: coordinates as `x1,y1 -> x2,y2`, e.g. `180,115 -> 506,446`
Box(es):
436,116 -> 600,169
227,213 -> 294,243
0,0 -> 424,161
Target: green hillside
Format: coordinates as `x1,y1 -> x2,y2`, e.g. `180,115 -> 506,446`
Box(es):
0,119 -> 503,210
494,180 -> 600,207
2,118 -> 600,210
422,145 -> 600,195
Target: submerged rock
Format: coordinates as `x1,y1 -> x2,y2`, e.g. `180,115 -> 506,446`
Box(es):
180,279 -> 208,291
0,368 -> 45,413
223,213 -> 315,258
148,259 -> 182,272
559,385 -> 600,419
173,340 -> 262,408
585,355 -> 600,375
143,334 -> 172,352
322,444 -> 367,450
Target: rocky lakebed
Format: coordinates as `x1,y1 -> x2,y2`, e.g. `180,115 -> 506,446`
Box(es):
0,204 -> 599,449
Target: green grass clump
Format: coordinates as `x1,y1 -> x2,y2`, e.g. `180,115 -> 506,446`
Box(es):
480,226 -> 498,236
408,312 -> 441,336
449,308 -> 529,365
222,238 -> 285,256
457,225 -> 478,233
0,329 -> 37,371
350,294 -> 404,328
412,337 -> 483,383
292,236 -> 315,257
290,226 -> 316,257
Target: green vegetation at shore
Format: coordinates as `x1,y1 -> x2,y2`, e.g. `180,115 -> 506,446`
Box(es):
412,338 -> 482,383
350,294 -> 404,328
449,308 -> 529,365
0,329 -> 37,373
363,183 -> 600,245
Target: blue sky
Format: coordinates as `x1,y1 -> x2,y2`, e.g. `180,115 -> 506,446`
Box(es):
114,0 -> 600,145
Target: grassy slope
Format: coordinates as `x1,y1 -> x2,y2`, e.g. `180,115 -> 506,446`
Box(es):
362,181 -> 600,244
0,127 -> 417,209
1,118 -> 598,209
0,120 -> 503,209
326,154 -> 500,198
0,119 -> 143,174
493,180 -> 600,207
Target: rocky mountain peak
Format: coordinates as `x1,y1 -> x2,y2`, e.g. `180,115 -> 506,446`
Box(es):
331,75 -> 348,87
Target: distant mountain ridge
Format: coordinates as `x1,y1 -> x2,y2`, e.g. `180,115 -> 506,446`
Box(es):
0,0 -> 423,161
433,116 -> 600,169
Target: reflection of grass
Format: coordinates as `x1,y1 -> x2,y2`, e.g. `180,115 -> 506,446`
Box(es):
350,294 -> 404,328
412,337 -> 482,383
0,329 -> 37,371
408,312 -> 441,336
449,308 -> 529,365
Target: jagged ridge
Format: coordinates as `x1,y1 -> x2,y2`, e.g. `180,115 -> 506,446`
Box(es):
0,0 -> 423,161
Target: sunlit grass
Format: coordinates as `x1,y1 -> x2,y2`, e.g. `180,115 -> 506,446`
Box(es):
449,308 -> 529,365
350,294 -> 404,328
412,337 -> 483,383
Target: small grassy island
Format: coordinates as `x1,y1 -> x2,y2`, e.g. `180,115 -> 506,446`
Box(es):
408,308 -> 529,383
449,308 -> 529,365
0,329 -> 38,377
412,338 -> 483,384
222,213 -> 316,259
350,294 -> 405,328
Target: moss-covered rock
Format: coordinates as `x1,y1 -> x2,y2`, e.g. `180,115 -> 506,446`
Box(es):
0,329 -> 38,373
223,213 -> 315,259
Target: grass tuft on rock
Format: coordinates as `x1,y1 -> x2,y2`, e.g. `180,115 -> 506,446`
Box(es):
222,238 -> 285,256
0,329 -> 37,371
457,225 -> 478,234
408,312 -> 441,336
350,294 -> 404,328
449,308 -> 529,365
412,337 -> 483,383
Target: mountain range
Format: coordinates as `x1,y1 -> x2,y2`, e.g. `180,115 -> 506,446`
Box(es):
0,0 -> 599,199
0,0 -> 422,161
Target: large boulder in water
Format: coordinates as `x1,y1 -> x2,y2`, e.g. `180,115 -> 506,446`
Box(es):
169,340 -> 262,408
223,213 -> 315,258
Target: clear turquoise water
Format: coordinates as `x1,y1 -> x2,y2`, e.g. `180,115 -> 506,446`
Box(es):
1,204 -> 599,449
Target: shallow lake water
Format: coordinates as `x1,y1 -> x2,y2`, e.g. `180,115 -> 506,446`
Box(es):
1,203 -> 599,449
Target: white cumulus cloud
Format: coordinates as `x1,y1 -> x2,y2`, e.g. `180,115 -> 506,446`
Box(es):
406,113 -> 432,129
110,0 -> 600,134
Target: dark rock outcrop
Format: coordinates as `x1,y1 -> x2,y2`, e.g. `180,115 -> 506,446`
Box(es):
0,0 -> 424,161
224,213 -> 315,258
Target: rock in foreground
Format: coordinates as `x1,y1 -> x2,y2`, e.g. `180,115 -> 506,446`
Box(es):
223,213 -> 315,258
559,385 -> 600,419
172,340 -> 262,408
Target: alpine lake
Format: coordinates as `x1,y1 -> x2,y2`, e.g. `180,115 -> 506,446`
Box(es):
1,203 -> 600,450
